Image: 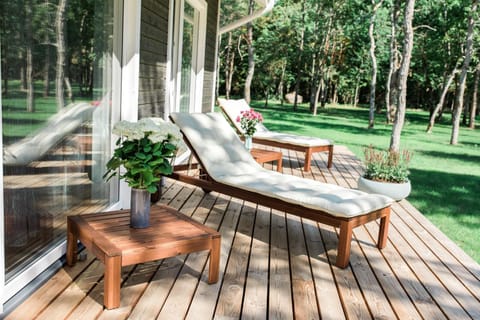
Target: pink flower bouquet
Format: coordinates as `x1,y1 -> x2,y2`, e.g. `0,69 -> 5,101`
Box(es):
236,109 -> 263,136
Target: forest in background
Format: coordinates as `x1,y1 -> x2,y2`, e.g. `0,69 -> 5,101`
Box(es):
218,0 -> 479,148
0,0 -> 110,113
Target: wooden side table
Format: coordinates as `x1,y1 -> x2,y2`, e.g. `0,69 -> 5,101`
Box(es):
250,148 -> 283,172
67,205 -> 221,309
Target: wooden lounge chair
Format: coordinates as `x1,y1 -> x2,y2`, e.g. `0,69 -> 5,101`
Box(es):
168,112 -> 393,268
217,98 -> 334,171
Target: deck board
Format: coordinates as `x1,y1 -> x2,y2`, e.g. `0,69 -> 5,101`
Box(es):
5,145 -> 480,320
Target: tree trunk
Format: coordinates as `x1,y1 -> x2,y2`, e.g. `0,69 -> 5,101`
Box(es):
386,0 -> 400,124
293,0 -> 306,111
368,0 -> 384,129
43,0 -> 51,97
64,76 -> 73,103
389,0 -> 415,152
55,0 -> 67,110
2,71 -> 7,96
25,0 -> 35,112
313,83 -> 322,116
332,83 -> 338,104
310,55 -> 317,113
426,68 -> 458,133
43,43 -> 51,97
244,0 -> 255,104
450,0 -> 478,145
320,76 -> 327,108
354,80 -> 360,107
278,61 -> 286,105
225,32 -> 234,99
463,95 -> 470,126
470,63 -> 480,129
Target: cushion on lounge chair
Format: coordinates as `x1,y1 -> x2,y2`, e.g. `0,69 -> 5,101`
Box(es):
170,112 -> 393,218
217,98 -> 332,147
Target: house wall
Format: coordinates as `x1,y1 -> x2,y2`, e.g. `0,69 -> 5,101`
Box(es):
138,0 -> 219,118
138,0 -> 169,119
202,0 -> 219,112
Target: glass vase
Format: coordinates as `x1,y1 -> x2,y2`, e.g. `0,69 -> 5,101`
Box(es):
244,135 -> 253,150
130,188 -> 151,228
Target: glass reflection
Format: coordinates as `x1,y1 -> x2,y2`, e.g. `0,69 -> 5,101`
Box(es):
1,0 -> 115,279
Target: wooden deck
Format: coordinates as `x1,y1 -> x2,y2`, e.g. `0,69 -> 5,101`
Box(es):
6,145 -> 480,320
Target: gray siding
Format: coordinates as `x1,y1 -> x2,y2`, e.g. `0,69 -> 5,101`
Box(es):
138,0 -> 219,118
138,0 -> 169,119
202,0 -> 219,112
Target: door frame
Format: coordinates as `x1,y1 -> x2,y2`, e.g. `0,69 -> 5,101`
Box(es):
169,0 -> 207,115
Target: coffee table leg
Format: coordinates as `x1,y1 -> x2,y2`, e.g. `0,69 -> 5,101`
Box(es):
277,157 -> 283,172
66,218 -> 77,266
208,235 -> 221,284
104,255 -> 122,309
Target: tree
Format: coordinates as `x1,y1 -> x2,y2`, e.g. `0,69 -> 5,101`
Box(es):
39,0 -> 54,98
309,2 -> 333,114
25,0 -> 35,112
470,62 -> 480,129
224,32 -> 236,99
450,0 -> 478,145
293,0 -> 306,111
385,0 -> 400,124
244,0 -> 255,103
426,67 -> 459,133
389,0 -> 415,152
368,0 -> 384,129
55,0 -> 67,110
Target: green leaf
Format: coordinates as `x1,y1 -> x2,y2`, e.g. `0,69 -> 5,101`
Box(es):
147,185 -> 157,193
135,152 -> 147,160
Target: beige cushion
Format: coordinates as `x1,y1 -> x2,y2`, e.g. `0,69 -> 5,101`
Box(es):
217,98 -> 332,146
170,112 -> 392,218
254,131 -> 332,147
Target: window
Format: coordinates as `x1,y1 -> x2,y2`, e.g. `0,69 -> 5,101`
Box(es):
171,0 -> 207,113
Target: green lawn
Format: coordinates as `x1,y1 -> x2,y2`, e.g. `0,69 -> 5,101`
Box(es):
2,81 -> 91,141
249,100 -> 480,263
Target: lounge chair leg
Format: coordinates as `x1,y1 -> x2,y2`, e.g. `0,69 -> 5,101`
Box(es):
304,148 -> 313,172
336,221 -> 353,268
327,145 -> 334,168
377,208 -> 390,249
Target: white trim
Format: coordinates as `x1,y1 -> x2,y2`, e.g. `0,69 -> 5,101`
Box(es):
211,0 -> 222,112
219,0 -> 275,35
191,0 -> 207,113
3,242 -> 66,303
173,0 -> 186,112
170,0 -> 207,114
118,0 -> 142,209
165,0 -> 175,120
0,35 -> 5,314
120,1 -> 141,122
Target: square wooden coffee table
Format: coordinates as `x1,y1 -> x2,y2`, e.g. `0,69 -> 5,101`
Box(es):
250,148 -> 283,172
66,205 -> 221,309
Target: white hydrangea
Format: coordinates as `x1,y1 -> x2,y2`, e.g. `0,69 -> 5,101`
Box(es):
112,120 -> 144,140
112,117 -> 184,148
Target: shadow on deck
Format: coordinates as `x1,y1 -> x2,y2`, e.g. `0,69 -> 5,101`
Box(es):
5,145 -> 480,320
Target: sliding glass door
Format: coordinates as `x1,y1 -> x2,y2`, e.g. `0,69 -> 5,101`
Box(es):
0,0 -> 122,301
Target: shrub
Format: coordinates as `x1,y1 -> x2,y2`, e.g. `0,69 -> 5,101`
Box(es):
362,145 -> 412,183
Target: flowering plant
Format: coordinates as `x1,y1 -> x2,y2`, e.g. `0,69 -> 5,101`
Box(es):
103,118 -> 183,193
362,145 -> 412,183
236,109 -> 263,136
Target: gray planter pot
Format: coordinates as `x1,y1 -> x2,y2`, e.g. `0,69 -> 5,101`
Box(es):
130,188 -> 151,228
357,176 -> 411,201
